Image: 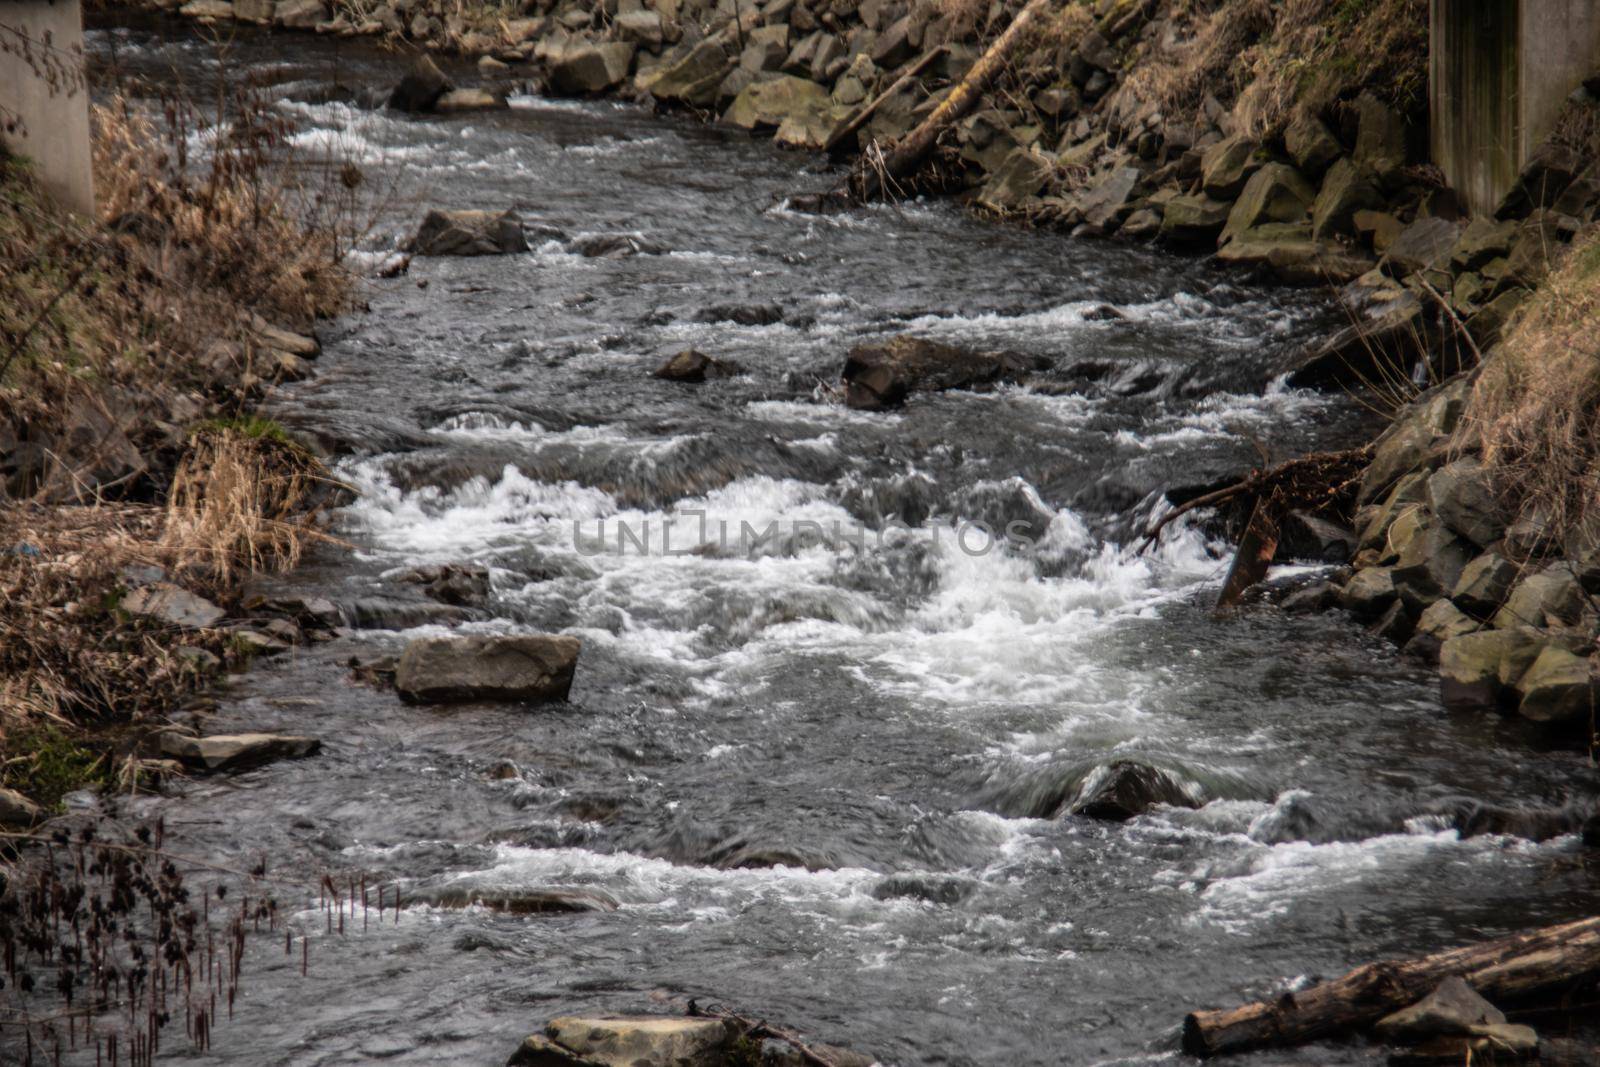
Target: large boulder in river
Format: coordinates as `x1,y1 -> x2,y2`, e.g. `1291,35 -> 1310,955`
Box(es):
407,210 -> 529,256
551,42 -> 637,95
653,349 -> 743,382
1068,760 -> 1200,821
387,55 -> 453,113
512,1016 -> 734,1067
841,335 -> 1038,411
395,634 -> 580,705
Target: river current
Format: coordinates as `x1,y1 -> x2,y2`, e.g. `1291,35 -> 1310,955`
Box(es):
71,18 -> 1600,1066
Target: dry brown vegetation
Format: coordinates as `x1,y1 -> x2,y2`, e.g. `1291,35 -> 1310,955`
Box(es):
1460,231 -> 1600,552
1128,0 -> 1427,137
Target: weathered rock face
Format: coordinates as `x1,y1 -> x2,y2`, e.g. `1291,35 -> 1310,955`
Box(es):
552,42 -> 637,94
1159,194 -> 1231,244
387,55 -> 453,112
1515,646 -> 1595,725
1068,760 -> 1200,822
1451,551 -> 1518,618
395,634 -> 581,704
841,335 -> 1036,411
1341,565 -> 1397,618
159,732 -> 322,772
1310,158 -> 1384,240
1426,457 -> 1505,547
1439,629 -> 1533,712
1284,112 -> 1341,176
123,582 -> 226,629
977,148 -> 1056,215
1221,163 -> 1315,244
652,349 -> 743,382
407,210 -> 529,256
1200,135 -> 1259,199
648,38 -> 735,107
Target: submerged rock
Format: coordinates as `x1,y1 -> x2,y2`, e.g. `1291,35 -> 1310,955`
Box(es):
841,335 -> 1037,411
398,562 -> 491,606
652,349 -> 743,382
407,209 -> 529,256
1068,760 -> 1200,822
387,55 -> 453,112
394,634 -> 580,705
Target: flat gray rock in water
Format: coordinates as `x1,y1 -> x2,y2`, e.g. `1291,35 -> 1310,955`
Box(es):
160,732 -> 322,772
395,634 -> 581,704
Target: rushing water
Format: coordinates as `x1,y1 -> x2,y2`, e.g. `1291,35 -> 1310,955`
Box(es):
67,18 -> 1600,1066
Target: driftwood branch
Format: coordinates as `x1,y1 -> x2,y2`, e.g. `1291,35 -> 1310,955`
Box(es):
692,1003 -> 841,1067
824,46 -> 946,155
848,0 -> 1052,199
1183,916 -> 1600,1057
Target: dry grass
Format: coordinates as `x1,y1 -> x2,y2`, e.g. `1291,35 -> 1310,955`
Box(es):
161,424 -> 336,584
1127,0 -> 1426,138
1460,230 -> 1600,551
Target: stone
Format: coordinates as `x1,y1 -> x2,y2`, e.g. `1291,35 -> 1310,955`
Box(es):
394,634 -> 581,704
1221,163 -> 1315,244
1415,598 -> 1479,645
1450,218 -> 1517,272
407,209 -> 528,256
1393,522 -> 1474,615
1214,225 -> 1372,284
435,88 -> 506,111
1159,194 -> 1231,244
723,74 -> 828,129
1289,293 -> 1427,393
1368,599 -> 1415,645
181,0 -> 236,18
399,562 -> 491,606
421,886 -> 619,914
1067,760 -> 1200,821
1355,399 -> 1436,504
122,582 -> 226,629
233,0 -> 273,21
1310,157 -> 1384,240
1440,629 -> 1532,711
738,23 -> 789,71
543,1016 -> 733,1067
1493,565 -> 1584,630
976,148 -> 1056,215
569,232 -> 667,258
1353,91 -> 1407,176
1284,112 -> 1341,176
1384,216 -> 1462,279
1340,566 -> 1397,618
1426,457 -> 1505,547
649,38 -> 735,107
612,9 -> 664,49
1515,646 -> 1595,725
696,303 -> 781,325
773,105 -> 852,150
1354,209 -> 1404,252
1073,165 -> 1141,229
0,787 -> 43,829
1200,134 -> 1259,199
1503,215 -> 1563,289
1279,510 -> 1356,563
159,733 -> 322,772
841,335 -> 1035,411
1468,286 -> 1530,345
551,42 -> 637,94
1279,580 -> 1341,613
1375,976 -> 1505,1042
1497,141 -> 1581,218
652,349 -> 743,382
1452,552 -> 1518,618
508,1033 -> 607,1066
387,55 -> 452,112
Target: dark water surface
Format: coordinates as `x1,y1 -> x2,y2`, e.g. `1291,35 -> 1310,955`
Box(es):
66,19 -> 1600,1066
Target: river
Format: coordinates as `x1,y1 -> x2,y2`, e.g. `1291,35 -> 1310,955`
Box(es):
74,17 -> 1600,1066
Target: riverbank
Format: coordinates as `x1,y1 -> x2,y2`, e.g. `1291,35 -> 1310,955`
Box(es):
0,89 -> 352,819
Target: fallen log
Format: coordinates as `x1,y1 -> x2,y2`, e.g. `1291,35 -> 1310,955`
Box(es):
1213,496 -> 1279,611
848,0 -> 1053,199
1183,915 -> 1600,1058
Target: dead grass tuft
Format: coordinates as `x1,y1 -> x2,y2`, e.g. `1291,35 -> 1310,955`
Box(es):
1460,229 -> 1600,550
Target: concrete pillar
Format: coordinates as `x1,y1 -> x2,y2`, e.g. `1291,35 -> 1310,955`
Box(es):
0,0 -> 96,216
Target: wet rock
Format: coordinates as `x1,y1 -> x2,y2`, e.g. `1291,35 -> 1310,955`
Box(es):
1426,457 -> 1504,547
711,844 -> 832,871
1068,760 -> 1200,822
1341,566 -> 1398,618
552,42 -> 637,94
539,1016 -> 733,1067
977,148 -> 1056,215
399,562 -> 491,606
1200,134 -> 1259,199
1311,158 -> 1385,241
569,232 -> 668,258
123,582 -> 226,629
1279,511 -> 1356,563
1383,217 -> 1462,278
1452,802 -> 1594,842
436,88 -> 506,111
1279,580 -> 1341,614
1284,112 -> 1341,176
159,732 -> 322,772
407,209 -> 529,256
394,634 -> 581,705
1221,164 -> 1315,244
1515,646 -> 1595,725
1368,599 -> 1415,645
342,596 -> 474,630
871,873 -> 978,905
387,55 -> 453,112
652,349 -> 744,382
0,787 -> 43,830
422,886 -> 618,914
696,303 -> 782,326
840,335 -> 1035,411
1451,552 -> 1518,618
723,74 -> 827,129
1159,194 -> 1231,244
